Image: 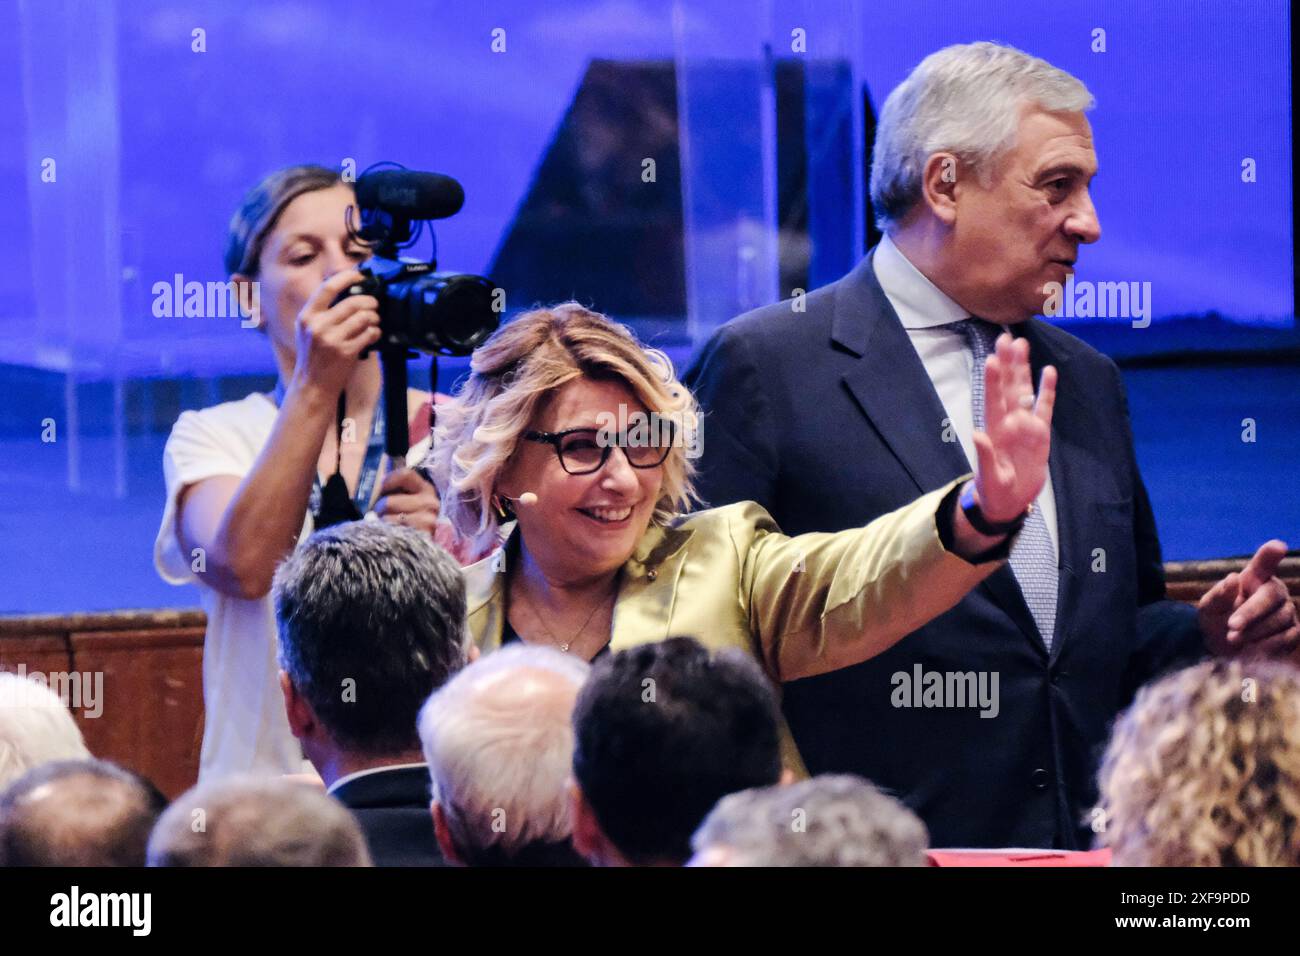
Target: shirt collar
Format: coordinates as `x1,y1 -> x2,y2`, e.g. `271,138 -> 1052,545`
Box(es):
326,762 -> 428,796
872,233 -> 970,330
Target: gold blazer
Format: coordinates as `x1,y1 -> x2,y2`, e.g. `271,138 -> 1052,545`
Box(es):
463,475 -> 1001,774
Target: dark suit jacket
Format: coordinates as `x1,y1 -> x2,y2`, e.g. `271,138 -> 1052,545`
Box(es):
330,765 -> 446,867
684,249 -> 1203,849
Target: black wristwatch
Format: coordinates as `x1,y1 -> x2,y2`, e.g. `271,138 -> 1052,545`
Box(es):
959,481 -> 1029,537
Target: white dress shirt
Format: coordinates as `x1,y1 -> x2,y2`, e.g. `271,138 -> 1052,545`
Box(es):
872,234 -> 1059,558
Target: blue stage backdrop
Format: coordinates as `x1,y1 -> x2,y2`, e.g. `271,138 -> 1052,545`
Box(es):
0,0 -> 1294,613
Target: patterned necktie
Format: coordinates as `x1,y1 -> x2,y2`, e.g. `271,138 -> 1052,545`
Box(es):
954,318 -> 1058,650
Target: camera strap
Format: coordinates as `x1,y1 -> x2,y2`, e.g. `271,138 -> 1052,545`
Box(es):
272,381 -> 387,523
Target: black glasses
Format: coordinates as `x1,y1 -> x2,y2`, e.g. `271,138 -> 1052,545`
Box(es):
524,426 -> 674,475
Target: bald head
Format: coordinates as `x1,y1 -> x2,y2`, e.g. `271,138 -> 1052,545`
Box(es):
418,645 -> 590,865
0,759 -> 167,866
147,775 -> 370,867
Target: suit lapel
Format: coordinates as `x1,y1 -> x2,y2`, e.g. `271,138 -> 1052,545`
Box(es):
832,251 -> 971,495
610,523 -> 694,649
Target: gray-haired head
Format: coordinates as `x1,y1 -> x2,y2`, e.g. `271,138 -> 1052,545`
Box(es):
147,775 -> 370,867
870,41 -> 1094,229
0,672 -> 92,790
418,645 -> 590,863
690,773 -> 929,867
274,520 -> 469,755
224,163 -> 344,277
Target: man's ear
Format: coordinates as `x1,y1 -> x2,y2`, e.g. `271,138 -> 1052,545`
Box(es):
279,670 -> 314,740
919,151 -> 962,226
431,801 -> 464,866
568,780 -> 602,864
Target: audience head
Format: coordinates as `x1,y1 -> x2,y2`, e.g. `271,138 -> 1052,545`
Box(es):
871,41 -> 1100,323
689,773 -> 929,867
148,775 -> 370,866
0,671 -> 92,790
274,520 -> 469,782
0,758 -> 167,867
419,645 -> 589,866
431,302 -> 699,563
570,637 -> 783,866
1096,658 -> 1300,866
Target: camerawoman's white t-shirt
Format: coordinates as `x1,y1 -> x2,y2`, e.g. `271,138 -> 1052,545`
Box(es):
153,391 -> 433,781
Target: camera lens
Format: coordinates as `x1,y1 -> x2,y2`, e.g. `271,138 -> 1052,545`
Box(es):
407,272 -> 499,355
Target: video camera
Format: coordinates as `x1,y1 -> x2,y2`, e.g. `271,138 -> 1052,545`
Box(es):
335,165 -> 501,462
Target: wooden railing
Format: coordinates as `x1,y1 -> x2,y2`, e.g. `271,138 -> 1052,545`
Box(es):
0,610 -> 205,798
2,558 -> 1297,798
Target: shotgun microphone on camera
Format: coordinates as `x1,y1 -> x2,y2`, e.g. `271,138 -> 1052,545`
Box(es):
354,170 -> 465,221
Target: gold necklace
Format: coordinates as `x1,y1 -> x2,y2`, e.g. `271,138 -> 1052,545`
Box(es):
516,579 -> 617,654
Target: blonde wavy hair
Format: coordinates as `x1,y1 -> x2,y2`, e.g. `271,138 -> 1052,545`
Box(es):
430,303 -> 698,554
1095,658 -> 1300,866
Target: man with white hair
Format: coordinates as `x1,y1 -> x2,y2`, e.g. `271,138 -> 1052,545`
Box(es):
686,41 -> 1297,849
0,671 -> 92,790
689,774 -> 929,867
418,645 -> 589,866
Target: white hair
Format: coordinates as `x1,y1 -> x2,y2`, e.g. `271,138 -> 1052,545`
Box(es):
691,774 -> 929,867
417,645 -> 590,858
0,672 -> 91,790
870,41 -> 1095,228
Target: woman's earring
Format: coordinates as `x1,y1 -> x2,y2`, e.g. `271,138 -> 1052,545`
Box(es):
491,494 -> 514,521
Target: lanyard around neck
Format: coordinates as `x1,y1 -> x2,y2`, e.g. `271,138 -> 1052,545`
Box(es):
272,380 -> 388,516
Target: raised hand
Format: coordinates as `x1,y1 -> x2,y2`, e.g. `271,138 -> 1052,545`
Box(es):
971,335 -> 1057,523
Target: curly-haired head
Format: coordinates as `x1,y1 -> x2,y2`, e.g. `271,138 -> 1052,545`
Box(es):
428,302 -> 698,554
1095,657 -> 1300,866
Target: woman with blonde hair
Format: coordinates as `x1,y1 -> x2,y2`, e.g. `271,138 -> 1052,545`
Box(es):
1096,657 -> 1300,866
432,301 -> 1058,771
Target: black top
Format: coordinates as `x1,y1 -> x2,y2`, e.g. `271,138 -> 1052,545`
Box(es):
501,610 -> 612,661
497,533 -> 616,661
